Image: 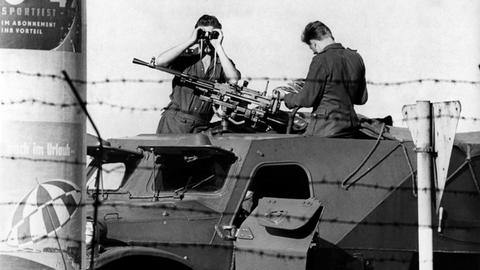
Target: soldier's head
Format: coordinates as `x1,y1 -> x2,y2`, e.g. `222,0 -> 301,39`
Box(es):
301,21 -> 335,54
195,14 -> 222,32
192,15 -> 222,55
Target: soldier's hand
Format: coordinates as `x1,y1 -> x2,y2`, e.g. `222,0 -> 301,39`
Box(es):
272,87 -> 290,100
214,105 -> 227,118
210,29 -> 223,49
189,27 -> 202,44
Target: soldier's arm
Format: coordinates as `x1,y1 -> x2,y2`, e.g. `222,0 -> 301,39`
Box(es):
284,57 -> 325,109
355,57 -> 368,105
358,82 -> 368,105
211,29 -> 241,84
155,28 -> 200,67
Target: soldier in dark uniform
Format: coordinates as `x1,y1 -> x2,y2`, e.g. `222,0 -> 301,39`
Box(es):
155,15 -> 241,134
278,21 -> 368,137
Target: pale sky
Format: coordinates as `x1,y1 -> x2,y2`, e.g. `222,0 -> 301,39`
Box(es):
86,0 -> 480,138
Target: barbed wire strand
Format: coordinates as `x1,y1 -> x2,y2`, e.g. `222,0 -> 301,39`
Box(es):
0,234 -> 446,265
2,98 -> 480,123
62,70 -> 104,270
1,70 -> 480,86
1,158 -> 479,198
0,234 -> 477,265
1,199 -> 479,231
1,152 -> 479,197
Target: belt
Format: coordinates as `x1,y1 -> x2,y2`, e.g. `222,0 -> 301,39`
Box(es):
164,107 -> 210,122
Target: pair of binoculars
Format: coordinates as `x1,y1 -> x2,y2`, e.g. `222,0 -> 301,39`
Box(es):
197,29 -> 219,40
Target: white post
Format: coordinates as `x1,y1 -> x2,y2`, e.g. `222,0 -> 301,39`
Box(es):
0,1 -> 86,269
416,101 -> 434,270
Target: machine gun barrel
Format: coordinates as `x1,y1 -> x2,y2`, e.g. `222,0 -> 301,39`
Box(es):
132,58 -> 215,89
132,57 -> 286,132
133,57 -> 278,108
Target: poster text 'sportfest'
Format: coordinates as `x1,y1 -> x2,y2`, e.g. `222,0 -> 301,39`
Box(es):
0,0 -> 81,52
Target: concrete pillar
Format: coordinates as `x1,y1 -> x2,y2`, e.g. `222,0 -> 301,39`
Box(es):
0,0 -> 86,269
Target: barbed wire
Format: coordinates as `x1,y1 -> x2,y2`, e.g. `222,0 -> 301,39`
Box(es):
0,234 -> 442,264
1,151 -> 478,197
1,70 -> 480,86
365,78 -> 480,86
0,155 -> 86,166
393,117 -> 480,123
0,98 -> 165,112
0,234 -> 309,260
0,199 -> 479,231
0,160 -> 478,198
0,70 -> 169,85
2,98 -> 480,123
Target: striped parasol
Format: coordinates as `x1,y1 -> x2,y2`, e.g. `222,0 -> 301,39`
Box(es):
6,179 -> 81,247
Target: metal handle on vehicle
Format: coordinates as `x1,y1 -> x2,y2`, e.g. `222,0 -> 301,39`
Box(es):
214,225 -> 237,240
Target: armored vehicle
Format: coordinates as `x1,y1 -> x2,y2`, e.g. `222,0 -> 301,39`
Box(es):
85,129 -> 480,270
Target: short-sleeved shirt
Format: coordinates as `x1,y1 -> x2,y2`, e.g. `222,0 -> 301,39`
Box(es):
284,43 -> 368,136
165,52 -> 236,121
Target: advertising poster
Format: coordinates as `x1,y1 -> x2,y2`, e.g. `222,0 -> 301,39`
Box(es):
0,0 -> 81,52
0,0 -> 85,269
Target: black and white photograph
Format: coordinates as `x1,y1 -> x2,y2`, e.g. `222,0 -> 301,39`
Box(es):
0,0 -> 479,269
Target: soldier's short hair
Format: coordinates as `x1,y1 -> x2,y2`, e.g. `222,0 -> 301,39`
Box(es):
195,14 -> 222,29
301,21 -> 334,44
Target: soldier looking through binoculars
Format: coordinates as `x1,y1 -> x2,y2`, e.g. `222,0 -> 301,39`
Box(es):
154,14 -> 241,134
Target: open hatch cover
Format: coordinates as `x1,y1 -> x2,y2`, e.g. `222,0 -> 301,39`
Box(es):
87,146 -> 143,163
139,145 -> 237,164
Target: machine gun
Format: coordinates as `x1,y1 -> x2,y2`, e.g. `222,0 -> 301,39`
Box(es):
132,57 -> 300,133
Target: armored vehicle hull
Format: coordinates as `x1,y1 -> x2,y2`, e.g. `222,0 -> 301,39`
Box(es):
86,132 -> 480,270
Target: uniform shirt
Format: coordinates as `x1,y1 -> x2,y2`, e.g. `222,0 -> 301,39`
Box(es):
166,51 -> 238,121
284,43 -> 368,136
